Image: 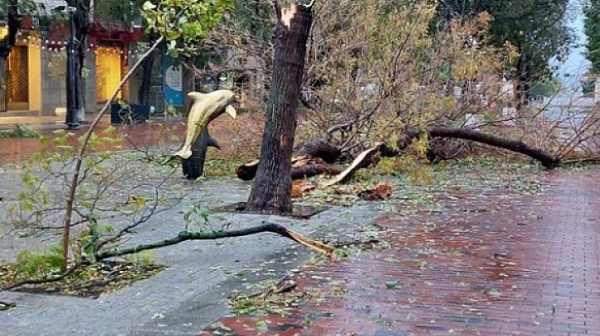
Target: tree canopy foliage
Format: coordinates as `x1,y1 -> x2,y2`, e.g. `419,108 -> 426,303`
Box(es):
436,0 -> 572,81
585,0 -> 600,74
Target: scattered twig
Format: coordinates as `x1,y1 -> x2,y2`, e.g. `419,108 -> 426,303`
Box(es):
0,300 -> 16,310
331,238 -> 380,248
1,263 -> 81,293
246,279 -> 297,299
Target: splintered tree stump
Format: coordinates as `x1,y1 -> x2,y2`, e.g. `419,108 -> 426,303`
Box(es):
246,4 -> 314,214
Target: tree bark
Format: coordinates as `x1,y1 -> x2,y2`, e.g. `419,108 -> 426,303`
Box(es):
95,223 -> 335,260
403,127 -> 560,168
294,139 -> 341,163
512,52 -> 530,112
246,4 -> 313,214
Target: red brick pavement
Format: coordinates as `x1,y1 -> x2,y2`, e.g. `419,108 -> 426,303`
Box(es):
201,170 -> 600,336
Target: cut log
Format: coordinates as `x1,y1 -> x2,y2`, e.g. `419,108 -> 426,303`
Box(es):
236,158 -> 344,181
292,164 -> 344,179
236,159 -> 260,181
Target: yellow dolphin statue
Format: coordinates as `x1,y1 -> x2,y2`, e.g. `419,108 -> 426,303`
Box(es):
173,90 -> 237,159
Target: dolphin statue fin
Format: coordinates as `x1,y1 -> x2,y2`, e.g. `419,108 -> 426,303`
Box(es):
188,92 -> 208,101
207,135 -> 221,150
225,105 -> 237,119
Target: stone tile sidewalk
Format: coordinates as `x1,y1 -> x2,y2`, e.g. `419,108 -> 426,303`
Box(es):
0,176 -> 385,336
201,169 -> 600,336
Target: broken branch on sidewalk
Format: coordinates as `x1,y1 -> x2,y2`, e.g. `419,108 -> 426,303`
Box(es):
95,222 -> 334,260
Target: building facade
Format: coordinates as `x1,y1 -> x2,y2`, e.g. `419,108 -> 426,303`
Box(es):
0,0 -> 150,118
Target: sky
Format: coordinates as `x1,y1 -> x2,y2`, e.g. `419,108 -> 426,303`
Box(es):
553,0 -> 591,90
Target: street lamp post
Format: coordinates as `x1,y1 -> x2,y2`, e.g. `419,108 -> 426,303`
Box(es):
66,5 -> 79,129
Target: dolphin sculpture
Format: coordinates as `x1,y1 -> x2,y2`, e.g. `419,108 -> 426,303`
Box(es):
173,90 -> 238,159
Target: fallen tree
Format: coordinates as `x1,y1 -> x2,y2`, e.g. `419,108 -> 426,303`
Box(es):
405,127 -> 561,168
237,125 -> 562,183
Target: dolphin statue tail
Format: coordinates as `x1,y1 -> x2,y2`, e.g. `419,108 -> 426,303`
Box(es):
173,146 -> 194,159
173,119 -> 201,159
173,92 -> 208,159
172,131 -> 220,159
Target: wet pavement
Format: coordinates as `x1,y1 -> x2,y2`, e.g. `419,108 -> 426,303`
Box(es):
201,169 -> 600,336
1,114 -> 599,336
0,114 -> 263,165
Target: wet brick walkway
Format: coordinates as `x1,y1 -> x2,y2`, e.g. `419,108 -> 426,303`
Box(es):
201,170 -> 600,336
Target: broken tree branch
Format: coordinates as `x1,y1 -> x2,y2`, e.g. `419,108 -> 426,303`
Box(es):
322,143 -> 383,187
405,127 -> 560,168
1,263 -> 81,293
95,222 -> 335,260
60,36 -> 166,272
237,160 -> 343,181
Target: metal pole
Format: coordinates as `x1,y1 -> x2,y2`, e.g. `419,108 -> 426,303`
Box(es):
66,5 -> 79,129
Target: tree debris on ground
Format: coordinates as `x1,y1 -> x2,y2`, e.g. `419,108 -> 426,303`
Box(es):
357,183 -> 394,201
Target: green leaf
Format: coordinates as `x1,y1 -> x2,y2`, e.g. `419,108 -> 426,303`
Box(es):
255,320 -> 268,331
142,1 -> 156,11
385,281 -> 400,289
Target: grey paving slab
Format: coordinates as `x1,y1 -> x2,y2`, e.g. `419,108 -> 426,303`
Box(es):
0,164 -> 384,336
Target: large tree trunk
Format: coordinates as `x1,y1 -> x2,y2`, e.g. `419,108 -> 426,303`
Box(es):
512,52 -> 530,112
246,4 -> 313,214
